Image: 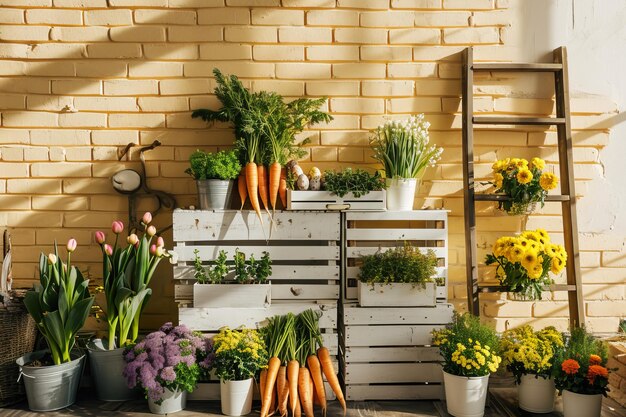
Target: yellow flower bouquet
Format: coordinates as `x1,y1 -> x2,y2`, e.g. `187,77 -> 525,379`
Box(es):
211,327 -> 268,381
485,229 -> 567,300
489,157 -> 558,215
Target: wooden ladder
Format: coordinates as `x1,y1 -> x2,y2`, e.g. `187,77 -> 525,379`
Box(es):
461,46 -> 585,329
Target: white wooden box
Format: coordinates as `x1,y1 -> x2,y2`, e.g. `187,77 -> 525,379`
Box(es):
287,190 -> 386,211
193,283 -> 271,308
357,281 -> 436,307
344,210 -> 449,303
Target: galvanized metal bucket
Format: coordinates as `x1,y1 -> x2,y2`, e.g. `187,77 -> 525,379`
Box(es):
87,339 -> 138,401
197,179 -> 235,210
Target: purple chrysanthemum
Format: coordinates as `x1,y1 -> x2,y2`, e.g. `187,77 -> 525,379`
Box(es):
160,366 -> 176,382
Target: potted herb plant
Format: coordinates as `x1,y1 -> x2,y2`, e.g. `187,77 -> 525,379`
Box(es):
485,228 -> 567,300
18,240 -> 95,411
432,313 -> 502,417
370,114 -> 443,211
501,325 -> 564,413
488,157 -> 559,215
123,322 -> 212,415
186,149 -> 241,210
88,212 -> 177,401
211,327 -> 268,416
357,244 -> 438,307
555,328 -> 611,417
192,248 -> 271,308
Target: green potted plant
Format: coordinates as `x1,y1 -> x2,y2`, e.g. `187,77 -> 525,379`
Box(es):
186,149 -> 241,210
370,114 -> 443,211
555,328 -> 611,417
501,325 -> 564,413
87,212 -> 177,401
17,239 -> 95,411
192,248 -> 272,308
432,313 -> 502,417
357,243 -> 438,307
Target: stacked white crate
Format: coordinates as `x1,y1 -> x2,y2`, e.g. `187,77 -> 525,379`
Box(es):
341,210 -> 453,401
173,209 -> 341,400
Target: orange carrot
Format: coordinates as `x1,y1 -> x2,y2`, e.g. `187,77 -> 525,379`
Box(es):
269,384 -> 277,417
279,167 -> 287,209
298,367 -> 314,417
307,355 -> 327,416
287,359 -> 299,417
260,368 -> 267,405
268,161 -> 281,214
238,170 -> 247,210
294,397 -> 301,417
277,365 -> 288,417
246,162 -> 262,225
258,165 -> 270,214
317,347 -> 345,415
261,356 -> 281,417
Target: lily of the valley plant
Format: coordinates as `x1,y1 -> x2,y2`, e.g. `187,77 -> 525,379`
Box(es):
24,240 -> 95,365
96,212 -> 178,350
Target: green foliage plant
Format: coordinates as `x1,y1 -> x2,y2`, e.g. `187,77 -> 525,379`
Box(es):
185,150 -> 241,180
211,327 -> 268,381
322,168 -> 386,198
192,248 -> 271,284
358,243 -> 437,288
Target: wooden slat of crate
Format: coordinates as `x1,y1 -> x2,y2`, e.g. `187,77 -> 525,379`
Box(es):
345,346 -> 441,363
343,303 -> 453,325
345,363 -> 442,384
176,284 -> 339,303
175,265 -> 340,281
345,384 -> 444,401
175,245 -> 339,262
287,190 -> 386,211
345,324 -> 443,347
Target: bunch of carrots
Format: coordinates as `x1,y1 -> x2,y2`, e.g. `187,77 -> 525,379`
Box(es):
260,310 -> 346,417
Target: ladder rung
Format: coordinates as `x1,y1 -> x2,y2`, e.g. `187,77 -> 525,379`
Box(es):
473,116 -> 566,125
474,194 -> 571,202
477,284 -> 577,293
472,63 -> 563,72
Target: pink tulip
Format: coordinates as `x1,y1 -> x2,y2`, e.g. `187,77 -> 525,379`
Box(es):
155,246 -> 165,257
104,244 -> 113,256
127,234 -> 139,245
150,244 -> 157,255
156,236 -> 165,247
111,220 -> 124,235
66,238 -> 77,253
142,212 -> 152,225
95,231 -> 106,245
47,253 -> 57,265
147,225 -> 156,237
134,240 -> 140,249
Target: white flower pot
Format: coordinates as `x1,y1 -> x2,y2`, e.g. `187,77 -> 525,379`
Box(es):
443,370 -> 489,417
220,378 -> 254,416
357,281 -> 436,307
193,283 -> 271,308
518,374 -> 555,413
562,390 -> 602,417
385,178 -> 419,211
148,388 -> 187,415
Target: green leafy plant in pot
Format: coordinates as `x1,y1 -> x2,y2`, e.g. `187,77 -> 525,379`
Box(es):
186,149 -> 241,210
17,239 -> 95,411
370,114 -> 443,211
88,212 -> 177,401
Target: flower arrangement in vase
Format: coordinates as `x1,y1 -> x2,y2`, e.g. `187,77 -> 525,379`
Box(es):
485,228 -> 567,300
488,157 -> 558,215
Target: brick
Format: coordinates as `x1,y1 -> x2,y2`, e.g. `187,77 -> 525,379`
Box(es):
307,10 -> 358,26
108,113 -> 165,128
168,0 -> 223,6
415,11 -> 470,26
165,113 -> 207,129
59,113 -> 107,128
391,0 -> 442,8
87,44 -> 141,59
7,178 -> 61,194
254,45 -> 304,61
200,44 -> 252,60
283,0 -> 334,6
0,162 -> 28,177
30,44 -> 86,60
143,44 -> 198,60
91,130 -> 138,145
168,26 -> 222,42
337,0 -> 388,9
494,98 -> 554,114
587,301 -> 626,317
586,317 -> 621,334
64,147 -> 92,161
26,9 -> 82,25
276,63 -> 331,80
138,97 -> 188,112
389,28 -> 441,44
225,27 -> 277,43
187,61 -> 275,78
333,63 -> 386,79
51,26 -> 109,42
3,112 -> 57,127
7,212 -> 62,228
74,97 -> 138,112
104,80 -> 158,96
92,147 -> 121,161
362,80 -> 413,97
442,96 -> 492,113
0,25 -> 50,41
31,162 -> 91,177
49,147 -> 66,161
0,44 -> 29,59
532,302 -> 570,318
414,79 -> 460,95
338,147 -> 364,162
311,147 -> 337,162
472,10 -> 511,26
198,8 -> 249,25
443,27 -> 499,44
32,196 -> 89,211
335,28 -> 387,44
482,300 -> 532,317
159,79 -> 211,95
52,80 -> 102,95
330,98 -> 384,114
75,61 -> 127,78
252,9 -> 303,26
188,95 -> 221,110
25,62 -> 74,78
306,81 -> 359,96
279,27 -> 332,44
129,62 -> 182,77
0,94 -> 25,109
23,147 -> 49,161
110,27 -> 165,42
0,61 -> 24,76
444,0 -> 493,9
135,10 -> 197,25
322,115 -> 359,130
360,45 -> 412,61
108,0 -> 166,5
27,95 -> 73,111
0,195 -> 30,210
53,0 -> 107,6
361,11 -> 415,27
320,131 -> 369,146
84,10 -> 132,26
30,129 -> 90,145
0,145 -> 24,161
438,63 -> 461,78
571,97 -> 618,114
387,97 -> 442,113
226,0 -> 278,5
0,8 -> 25,24
306,46 -> 359,61
389,62 -> 439,78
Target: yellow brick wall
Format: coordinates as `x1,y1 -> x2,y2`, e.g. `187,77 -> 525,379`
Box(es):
0,0 -> 623,332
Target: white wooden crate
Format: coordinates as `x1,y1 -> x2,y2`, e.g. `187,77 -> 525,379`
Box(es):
341,303 -> 453,401
343,210 -> 449,303
287,190 -> 386,211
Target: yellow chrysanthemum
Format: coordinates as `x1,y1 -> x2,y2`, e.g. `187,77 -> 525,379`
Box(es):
494,172 -> 504,189
515,158 -> 529,169
531,157 -> 546,170
506,244 -> 526,263
535,229 -> 550,242
516,168 -> 533,184
527,263 -> 544,280
521,249 -> 538,270
551,256 -> 566,274
539,172 -> 559,190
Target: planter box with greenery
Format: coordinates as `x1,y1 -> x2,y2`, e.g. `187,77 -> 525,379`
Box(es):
186,150 -> 241,210
357,244 -> 438,307
192,248 -> 271,309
